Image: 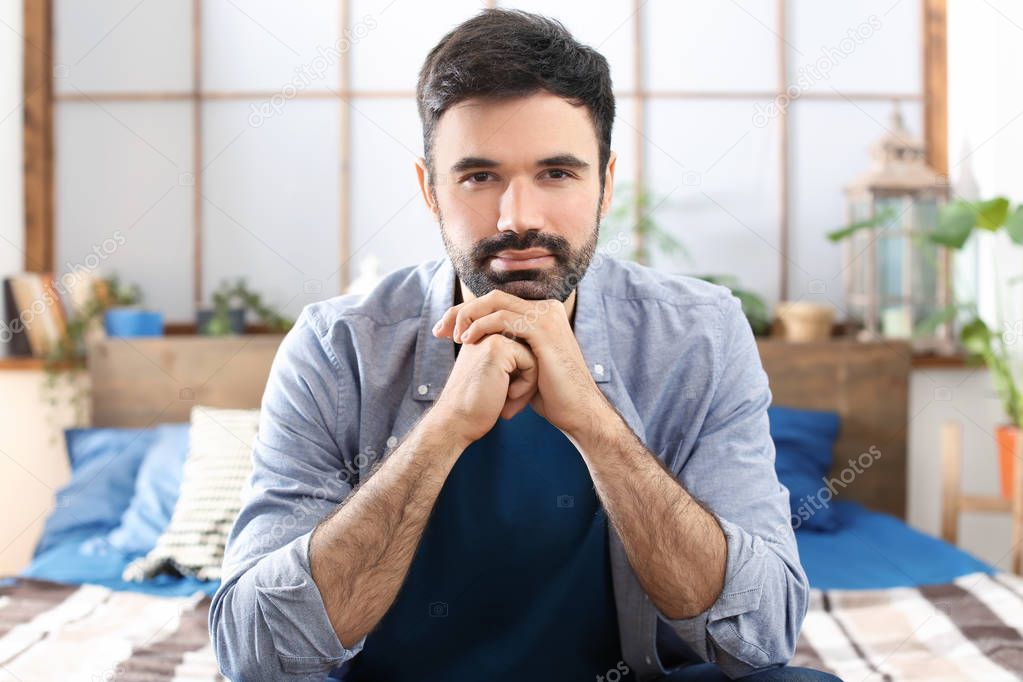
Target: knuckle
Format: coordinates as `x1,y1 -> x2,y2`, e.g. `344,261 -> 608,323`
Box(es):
481,333 -> 505,349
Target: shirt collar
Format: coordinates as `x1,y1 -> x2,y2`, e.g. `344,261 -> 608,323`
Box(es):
412,257 -> 613,402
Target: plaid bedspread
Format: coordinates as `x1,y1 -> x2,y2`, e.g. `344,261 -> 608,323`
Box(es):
4,571 -> 1023,681
0,578 -> 223,681
792,571 -> 1023,681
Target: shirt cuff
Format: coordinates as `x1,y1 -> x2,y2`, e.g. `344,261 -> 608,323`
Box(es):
250,529 -> 367,674
654,514 -> 765,664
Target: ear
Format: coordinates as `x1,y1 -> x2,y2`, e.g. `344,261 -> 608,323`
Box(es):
600,150 -> 617,219
414,156 -> 440,221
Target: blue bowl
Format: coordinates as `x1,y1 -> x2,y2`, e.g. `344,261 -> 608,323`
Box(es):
104,309 -> 164,337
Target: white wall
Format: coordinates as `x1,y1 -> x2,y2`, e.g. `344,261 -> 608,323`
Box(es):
0,370 -> 79,574
948,0 -> 1023,328
908,368 -> 1012,570
906,0 -> 1023,570
0,0 -> 24,289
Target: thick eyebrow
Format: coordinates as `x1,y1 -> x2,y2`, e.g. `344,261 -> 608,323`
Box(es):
449,153 -> 590,174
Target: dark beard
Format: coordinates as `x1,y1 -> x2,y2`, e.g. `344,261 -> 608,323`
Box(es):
439,204 -> 601,303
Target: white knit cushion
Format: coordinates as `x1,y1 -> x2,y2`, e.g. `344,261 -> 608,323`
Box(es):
123,405 -> 258,582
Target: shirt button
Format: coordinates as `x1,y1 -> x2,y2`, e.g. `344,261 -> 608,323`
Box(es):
594,363 -> 605,376
386,436 -> 398,448
417,384 -> 429,395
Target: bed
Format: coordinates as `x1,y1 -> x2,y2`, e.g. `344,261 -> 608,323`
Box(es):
0,335 -> 1017,681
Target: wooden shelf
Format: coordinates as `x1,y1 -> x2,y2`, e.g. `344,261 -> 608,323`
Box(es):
0,357 -> 46,370
0,357 -> 77,371
911,352 -> 970,368
761,333 -> 970,369
0,326 -> 282,371
0,339 -> 970,370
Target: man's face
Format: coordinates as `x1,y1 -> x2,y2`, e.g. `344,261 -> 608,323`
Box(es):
415,92 -> 616,301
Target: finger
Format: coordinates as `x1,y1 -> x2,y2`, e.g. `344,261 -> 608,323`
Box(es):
503,374 -> 538,419
452,290 -> 527,342
432,303 -> 464,339
501,392 -> 533,420
505,338 -> 538,401
461,310 -> 532,346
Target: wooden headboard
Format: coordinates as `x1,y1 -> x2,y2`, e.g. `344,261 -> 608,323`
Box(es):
87,335 -> 285,428
88,335 -> 911,517
757,338 -> 911,519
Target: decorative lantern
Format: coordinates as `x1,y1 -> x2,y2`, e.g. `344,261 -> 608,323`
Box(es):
842,102 -> 953,353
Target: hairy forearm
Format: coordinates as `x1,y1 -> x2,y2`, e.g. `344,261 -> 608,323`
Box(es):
566,399 -> 727,619
309,410 -> 466,648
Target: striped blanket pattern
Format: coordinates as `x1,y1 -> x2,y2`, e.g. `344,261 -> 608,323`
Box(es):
792,571 -> 1023,681
0,578 -> 223,681
3,572 -> 1023,680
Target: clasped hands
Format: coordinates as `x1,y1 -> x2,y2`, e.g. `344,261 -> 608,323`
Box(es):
431,289 -> 608,440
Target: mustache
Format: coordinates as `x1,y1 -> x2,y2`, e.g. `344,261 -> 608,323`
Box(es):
471,231 -> 571,263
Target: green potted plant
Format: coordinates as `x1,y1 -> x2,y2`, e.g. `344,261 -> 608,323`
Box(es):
926,197 -> 1023,499
693,274 -> 771,337
599,182 -> 769,335
43,274 -> 143,429
198,278 -> 294,336
598,181 -> 688,266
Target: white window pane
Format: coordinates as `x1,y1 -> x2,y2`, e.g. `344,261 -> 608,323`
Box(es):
788,99 -> 923,307
608,95 -> 639,203
55,101 -> 194,321
202,0 -> 340,92
643,99 -> 781,305
645,0 -> 777,92
0,0 -> 23,278
348,98 -> 444,278
788,0 -> 921,95
202,99 -> 341,319
54,0 -> 192,93
350,1 -> 484,92
500,0 -> 636,92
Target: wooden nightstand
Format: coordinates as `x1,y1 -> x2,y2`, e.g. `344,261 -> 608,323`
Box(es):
941,421 -> 1023,574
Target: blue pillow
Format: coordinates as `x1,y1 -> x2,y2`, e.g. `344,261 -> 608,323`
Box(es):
107,423 -> 190,554
768,406 -> 842,532
33,427 -> 159,558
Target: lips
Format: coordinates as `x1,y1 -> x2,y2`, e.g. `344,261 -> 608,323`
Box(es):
493,248 -> 553,260
489,249 -> 556,271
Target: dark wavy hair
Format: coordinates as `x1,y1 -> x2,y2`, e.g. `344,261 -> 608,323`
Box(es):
416,9 -> 615,192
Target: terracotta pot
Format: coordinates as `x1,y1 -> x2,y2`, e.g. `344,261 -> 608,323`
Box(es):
998,424 -> 1021,501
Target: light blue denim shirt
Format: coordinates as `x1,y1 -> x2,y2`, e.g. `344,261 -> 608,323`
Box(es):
209,254 -> 809,681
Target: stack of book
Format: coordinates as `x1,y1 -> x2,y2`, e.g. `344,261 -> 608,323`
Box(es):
2,273 -> 69,358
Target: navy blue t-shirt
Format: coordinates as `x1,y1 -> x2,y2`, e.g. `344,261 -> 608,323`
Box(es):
345,403 -> 622,681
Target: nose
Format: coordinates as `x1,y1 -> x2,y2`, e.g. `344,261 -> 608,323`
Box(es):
496,177 -> 545,236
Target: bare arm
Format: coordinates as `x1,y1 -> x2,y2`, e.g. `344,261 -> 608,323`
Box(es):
308,411 -> 466,648
308,333 -> 538,649
566,399 -> 727,619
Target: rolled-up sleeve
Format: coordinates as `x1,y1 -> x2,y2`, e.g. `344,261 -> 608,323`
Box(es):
658,293 -> 809,678
209,305 -> 365,680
